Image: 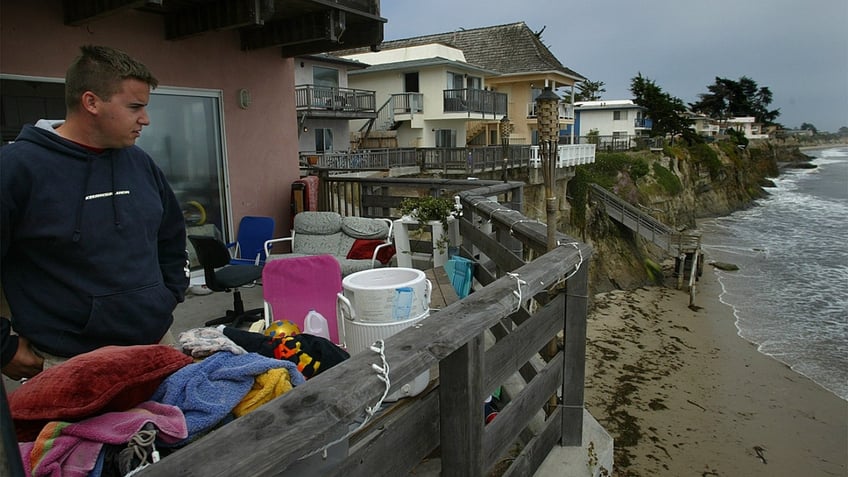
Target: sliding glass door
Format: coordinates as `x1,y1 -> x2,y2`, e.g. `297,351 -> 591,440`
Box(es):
139,88 -> 228,240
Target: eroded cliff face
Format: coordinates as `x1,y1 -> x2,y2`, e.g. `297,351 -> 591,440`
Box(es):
568,141 -> 809,294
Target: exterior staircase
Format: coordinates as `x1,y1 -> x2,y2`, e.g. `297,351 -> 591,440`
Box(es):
589,184 -> 700,256
356,97 -> 398,149
465,120 -> 487,144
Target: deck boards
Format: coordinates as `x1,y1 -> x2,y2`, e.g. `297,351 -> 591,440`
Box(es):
426,266 -> 460,311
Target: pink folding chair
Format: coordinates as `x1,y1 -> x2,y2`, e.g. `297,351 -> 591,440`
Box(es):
262,254 -> 342,344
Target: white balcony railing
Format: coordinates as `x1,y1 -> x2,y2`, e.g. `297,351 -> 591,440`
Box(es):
529,143 -> 596,168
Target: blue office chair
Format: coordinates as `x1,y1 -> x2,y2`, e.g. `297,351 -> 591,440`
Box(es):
228,216 -> 275,266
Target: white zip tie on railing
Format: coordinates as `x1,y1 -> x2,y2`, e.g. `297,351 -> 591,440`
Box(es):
486,207 -> 514,223
506,272 -> 527,313
509,219 -> 544,236
557,241 -> 585,282
297,339 -> 391,461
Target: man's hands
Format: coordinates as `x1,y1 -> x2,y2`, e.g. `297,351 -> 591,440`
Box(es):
1,336 -> 44,380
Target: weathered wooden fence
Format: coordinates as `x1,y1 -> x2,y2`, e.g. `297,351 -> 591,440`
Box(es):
138,179 -> 592,477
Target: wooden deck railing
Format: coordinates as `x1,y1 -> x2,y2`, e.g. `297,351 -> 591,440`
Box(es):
302,143 -> 597,177
139,179 -> 592,477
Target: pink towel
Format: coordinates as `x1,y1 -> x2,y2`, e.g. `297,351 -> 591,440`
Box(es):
19,401 -> 187,477
263,254 -> 342,343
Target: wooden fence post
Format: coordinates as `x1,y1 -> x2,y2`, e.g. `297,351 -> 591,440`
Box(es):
562,259 -> 590,446
439,335 -> 485,476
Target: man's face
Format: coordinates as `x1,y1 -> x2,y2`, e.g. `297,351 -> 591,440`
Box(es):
93,78 -> 151,149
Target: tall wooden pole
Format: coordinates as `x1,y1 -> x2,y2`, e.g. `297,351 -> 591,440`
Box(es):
536,85 -> 561,416
536,86 -> 560,252
500,115 -> 511,183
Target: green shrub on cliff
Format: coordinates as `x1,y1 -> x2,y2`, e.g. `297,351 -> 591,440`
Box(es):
688,143 -> 723,178
579,152 -> 650,187
716,140 -> 742,161
662,143 -> 687,160
569,168 -> 590,231
567,153 -> 651,231
726,127 -> 749,147
652,162 -> 682,195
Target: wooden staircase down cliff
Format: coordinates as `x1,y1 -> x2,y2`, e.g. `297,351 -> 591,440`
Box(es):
589,184 -> 701,257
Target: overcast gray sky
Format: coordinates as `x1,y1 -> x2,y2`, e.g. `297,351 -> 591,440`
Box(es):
380,0 -> 848,132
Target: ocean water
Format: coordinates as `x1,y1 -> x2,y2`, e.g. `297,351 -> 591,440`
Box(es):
699,146 -> 848,400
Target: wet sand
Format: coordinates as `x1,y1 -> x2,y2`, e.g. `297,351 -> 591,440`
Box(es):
583,267 -> 848,476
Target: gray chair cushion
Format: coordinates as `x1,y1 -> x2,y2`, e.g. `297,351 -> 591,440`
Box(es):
294,212 -> 343,235
341,216 -> 389,239
293,232 -> 345,256
279,212 -> 392,276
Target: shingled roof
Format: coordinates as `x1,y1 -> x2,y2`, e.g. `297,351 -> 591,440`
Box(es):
338,22 -> 585,81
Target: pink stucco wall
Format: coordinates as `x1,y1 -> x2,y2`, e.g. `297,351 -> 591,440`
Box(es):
0,1 -> 300,236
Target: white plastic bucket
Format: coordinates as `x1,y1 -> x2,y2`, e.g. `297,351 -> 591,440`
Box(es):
335,306 -> 430,401
340,267 -> 431,323
336,307 -> 428,355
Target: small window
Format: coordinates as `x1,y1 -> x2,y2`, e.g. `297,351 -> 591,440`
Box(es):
313,66 -> 339,88
613,110 -> 628,120
315,128 -> 334,152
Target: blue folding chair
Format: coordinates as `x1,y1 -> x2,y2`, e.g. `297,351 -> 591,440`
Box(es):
228,216 -> 275,266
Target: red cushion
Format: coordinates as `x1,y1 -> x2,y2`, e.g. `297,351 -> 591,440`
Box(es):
9,344 -> 192,441
346,239 -> 396,265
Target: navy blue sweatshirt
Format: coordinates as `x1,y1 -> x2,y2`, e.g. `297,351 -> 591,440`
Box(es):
1,122 -> 188,358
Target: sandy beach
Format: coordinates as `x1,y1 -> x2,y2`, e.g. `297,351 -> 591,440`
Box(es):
583,265 -> 848,476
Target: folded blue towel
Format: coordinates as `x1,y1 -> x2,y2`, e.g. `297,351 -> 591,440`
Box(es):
151,351 -> 305,443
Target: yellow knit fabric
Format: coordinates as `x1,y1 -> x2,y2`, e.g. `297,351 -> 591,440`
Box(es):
232,367 -> 293,417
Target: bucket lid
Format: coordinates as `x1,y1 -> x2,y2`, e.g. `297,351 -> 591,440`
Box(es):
343,267 -> 425,290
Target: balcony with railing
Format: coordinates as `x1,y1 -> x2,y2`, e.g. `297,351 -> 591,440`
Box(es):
443,88 -> 508,118
391,92 -> 425,115
576,134 -> 661,152
300,143 -> 596,176
526,102 -> 574,120
529,144 -> 596,168
295,84 -> 377,119
634,118 -> 652,129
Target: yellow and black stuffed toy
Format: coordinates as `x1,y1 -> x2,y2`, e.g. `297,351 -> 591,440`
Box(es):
222,326 -> 349,379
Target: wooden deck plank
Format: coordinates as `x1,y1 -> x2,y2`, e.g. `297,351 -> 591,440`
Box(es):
426,266 -> 459,311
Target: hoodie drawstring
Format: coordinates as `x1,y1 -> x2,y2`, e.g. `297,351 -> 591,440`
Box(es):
111,158 -> 121,229
72,157 -> 94,243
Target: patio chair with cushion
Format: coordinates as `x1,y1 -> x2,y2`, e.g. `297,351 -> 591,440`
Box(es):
263,211 -> 395,276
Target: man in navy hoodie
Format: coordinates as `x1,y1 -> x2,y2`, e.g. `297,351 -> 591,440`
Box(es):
1,45 -> 189,380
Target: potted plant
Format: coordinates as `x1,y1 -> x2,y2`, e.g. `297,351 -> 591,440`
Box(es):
398,196 -> 462,254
